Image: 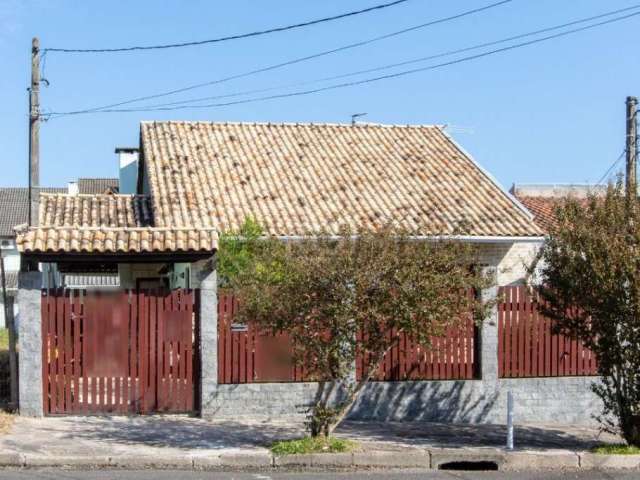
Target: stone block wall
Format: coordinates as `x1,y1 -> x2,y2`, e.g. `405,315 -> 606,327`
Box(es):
200,239 -> 602,425
202,377 -> 601,425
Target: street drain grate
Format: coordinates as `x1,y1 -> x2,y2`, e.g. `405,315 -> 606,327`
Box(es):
438,461 -> 499,471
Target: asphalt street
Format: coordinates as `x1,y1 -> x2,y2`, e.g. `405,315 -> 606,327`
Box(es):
0,470 -> 635,480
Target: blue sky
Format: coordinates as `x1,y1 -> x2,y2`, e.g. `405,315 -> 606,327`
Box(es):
1,0 -> 639,189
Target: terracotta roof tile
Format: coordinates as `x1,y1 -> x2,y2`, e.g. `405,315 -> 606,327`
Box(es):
39,193 -> 153,228
15,193 -> 217,254
141,121 -> 542,237
16,227 -> 217,254
515,196 -> 561,232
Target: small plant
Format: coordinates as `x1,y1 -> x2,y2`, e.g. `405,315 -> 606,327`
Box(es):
305,405 -> 339,438
271,436 -> 355,456
592,444 -> 640,455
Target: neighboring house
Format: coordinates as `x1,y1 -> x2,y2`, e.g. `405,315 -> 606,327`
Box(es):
0,179 -> 121,327
511,183 -> 607,232
0,187 -> 64,328
77,177 -> 119,194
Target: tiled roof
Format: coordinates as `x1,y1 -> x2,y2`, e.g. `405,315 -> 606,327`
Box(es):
17,227 -> 217,254
78,178 -> 119,194
39,193 -> 153,228
0,178 -> 119,237
141,121 -> 542,237
16,194 -> 217,254
514,196 -> 560,232
0,187 -> 65,236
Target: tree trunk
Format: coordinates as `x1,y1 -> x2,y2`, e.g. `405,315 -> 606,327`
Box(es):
326,346 -> 393,436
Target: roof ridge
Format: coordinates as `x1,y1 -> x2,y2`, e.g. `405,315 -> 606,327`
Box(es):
20,226 -> 219,232
141,120 -> 444,129
39,193 -> 149,198
77,177 -> 119,180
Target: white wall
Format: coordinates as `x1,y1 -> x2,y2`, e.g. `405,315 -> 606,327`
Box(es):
1,240 -> 20,272
477,241 -> 542,286
118,150 -> 139,194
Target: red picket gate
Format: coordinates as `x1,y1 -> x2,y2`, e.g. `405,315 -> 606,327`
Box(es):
498,286 -> 598,378
41,289 -> 198,415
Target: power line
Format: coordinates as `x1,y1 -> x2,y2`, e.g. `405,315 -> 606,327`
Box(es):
44,0 -> 412,53
597,149 -> 626,185
47,0 -> 515,115
47,9 -> 640,118
133,4 -> 640,110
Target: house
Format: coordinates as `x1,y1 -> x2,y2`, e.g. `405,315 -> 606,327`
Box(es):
510,183 -> 607,232
15,121 -> 603,424
0,179 -> 120,328
0,187 -> 63,328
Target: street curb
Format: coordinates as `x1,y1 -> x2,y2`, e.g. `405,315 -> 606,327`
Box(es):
579,452 -> 640,470
502,450 -> 580,471
0,449 -> 637,471
24,455 -> 110,468
352,450 -> 430,468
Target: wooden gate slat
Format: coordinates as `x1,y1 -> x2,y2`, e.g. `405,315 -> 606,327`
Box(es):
41,291 -> 50,414
186,290 -> 194,410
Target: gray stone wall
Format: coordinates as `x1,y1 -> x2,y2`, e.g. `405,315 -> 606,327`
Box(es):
17,271 -> 43,417
202,263 -> 602,425
205,377 -> 601,425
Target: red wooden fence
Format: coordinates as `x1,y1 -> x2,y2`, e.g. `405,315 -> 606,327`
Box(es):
42,289 -> 197,415
218,293 -> 479,383
357,318 -> 478,382
217,294 -> 312,383
498,286 -> 597,378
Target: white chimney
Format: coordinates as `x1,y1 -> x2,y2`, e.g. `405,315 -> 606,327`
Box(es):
67,181 -> 79,195
116,147 -> 139,194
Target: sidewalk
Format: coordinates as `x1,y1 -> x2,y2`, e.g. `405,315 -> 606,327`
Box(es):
0,415 -> 635,471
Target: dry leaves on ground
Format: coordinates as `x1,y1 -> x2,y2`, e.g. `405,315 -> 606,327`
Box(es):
0,411 -> 15,434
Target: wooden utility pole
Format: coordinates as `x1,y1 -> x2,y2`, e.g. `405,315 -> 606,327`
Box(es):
626,96 -> 638,202
28,37 -> 40,227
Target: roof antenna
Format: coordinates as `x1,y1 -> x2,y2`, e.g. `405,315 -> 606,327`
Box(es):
351,112 -> 367,126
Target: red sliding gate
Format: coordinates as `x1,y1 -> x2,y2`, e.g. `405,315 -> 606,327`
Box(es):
42,289 -> 198,415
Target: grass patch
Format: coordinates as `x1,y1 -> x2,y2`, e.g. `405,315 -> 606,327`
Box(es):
592,444 -> 640,455
271,436 -> 356,456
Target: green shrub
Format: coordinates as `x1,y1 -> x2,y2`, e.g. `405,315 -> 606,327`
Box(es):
271,436 -> 355,456
593,444 -> 640,455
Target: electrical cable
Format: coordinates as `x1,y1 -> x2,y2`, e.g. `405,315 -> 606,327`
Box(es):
43,0 -> 412,53
46,9 -> 640,118
133,4 -> 640,110
46,0 -> 514,115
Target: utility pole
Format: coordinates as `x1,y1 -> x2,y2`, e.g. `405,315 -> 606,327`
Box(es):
625,96 -> 637,203
28,37 -> 40,227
